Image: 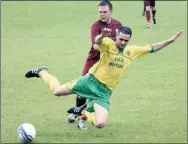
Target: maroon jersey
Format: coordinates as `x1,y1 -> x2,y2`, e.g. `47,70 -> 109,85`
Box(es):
86,19 -> 122,61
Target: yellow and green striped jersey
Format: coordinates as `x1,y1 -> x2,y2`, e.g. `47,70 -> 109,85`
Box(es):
89,37 -> 153,90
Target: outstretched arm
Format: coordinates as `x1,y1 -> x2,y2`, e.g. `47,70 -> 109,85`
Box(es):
152,30 -> 183,53
94,34 -> 105,45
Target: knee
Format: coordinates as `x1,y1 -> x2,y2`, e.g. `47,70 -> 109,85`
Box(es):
152,7 -> 156,11
95,121 -> 106,128
52,86 -> 62,96
52,85 -> 72,96
145,6 -> 150,11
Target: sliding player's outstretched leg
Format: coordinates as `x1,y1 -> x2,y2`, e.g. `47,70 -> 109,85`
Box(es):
25,67 -> 73,96
25,67 -> 48,78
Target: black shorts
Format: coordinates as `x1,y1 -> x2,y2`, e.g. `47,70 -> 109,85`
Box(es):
144,0 -> 155,7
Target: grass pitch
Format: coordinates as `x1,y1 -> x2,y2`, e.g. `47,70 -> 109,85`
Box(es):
1,1 -> 187,143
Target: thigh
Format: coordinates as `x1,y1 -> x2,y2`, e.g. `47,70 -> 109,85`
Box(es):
65,74 -> 94,100
53,84 -> 74,96
86,97 -> 110,113
144,0 -> 151,7
94,103 -> 109,125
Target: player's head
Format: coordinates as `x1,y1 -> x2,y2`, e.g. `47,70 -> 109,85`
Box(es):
116,26 -> 132,49
98,0 -> 113,23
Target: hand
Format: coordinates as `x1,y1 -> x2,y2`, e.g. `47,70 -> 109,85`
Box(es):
93,44 -> 99,50
169,30 -> 183,43
101,27 -> 112,37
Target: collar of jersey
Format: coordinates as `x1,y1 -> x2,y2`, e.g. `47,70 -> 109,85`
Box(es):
119,49 -> 124,54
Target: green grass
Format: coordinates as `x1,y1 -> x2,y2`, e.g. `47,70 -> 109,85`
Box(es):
1,1 -> 187,143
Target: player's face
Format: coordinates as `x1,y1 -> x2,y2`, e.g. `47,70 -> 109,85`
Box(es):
98,5 -> 112,23
116,32 -> 131,49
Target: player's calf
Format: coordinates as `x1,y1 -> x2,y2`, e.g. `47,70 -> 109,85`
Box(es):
76,96 -> 87,107
151,7 -> 156,24
145,6 -> 151,27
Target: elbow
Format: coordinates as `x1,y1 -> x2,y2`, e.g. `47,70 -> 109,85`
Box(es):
94,36 -> 99,44
94,35 -> 102,44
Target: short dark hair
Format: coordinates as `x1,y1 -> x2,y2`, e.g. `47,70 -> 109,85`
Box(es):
98,0 -> 113,10
118,26 -> 132,38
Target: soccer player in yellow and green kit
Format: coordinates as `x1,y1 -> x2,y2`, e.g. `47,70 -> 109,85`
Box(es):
25,26 -> 183,129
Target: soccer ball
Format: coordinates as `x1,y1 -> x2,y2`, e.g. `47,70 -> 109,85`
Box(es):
17,123 -> 36,143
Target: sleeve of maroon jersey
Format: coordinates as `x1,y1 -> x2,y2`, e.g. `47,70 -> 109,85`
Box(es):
90,23 -> 100,44
116,21 -> 122,30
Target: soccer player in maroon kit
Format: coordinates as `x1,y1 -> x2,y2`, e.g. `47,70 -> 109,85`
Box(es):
144,0 -> 156,28
67,0 -> 122,129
